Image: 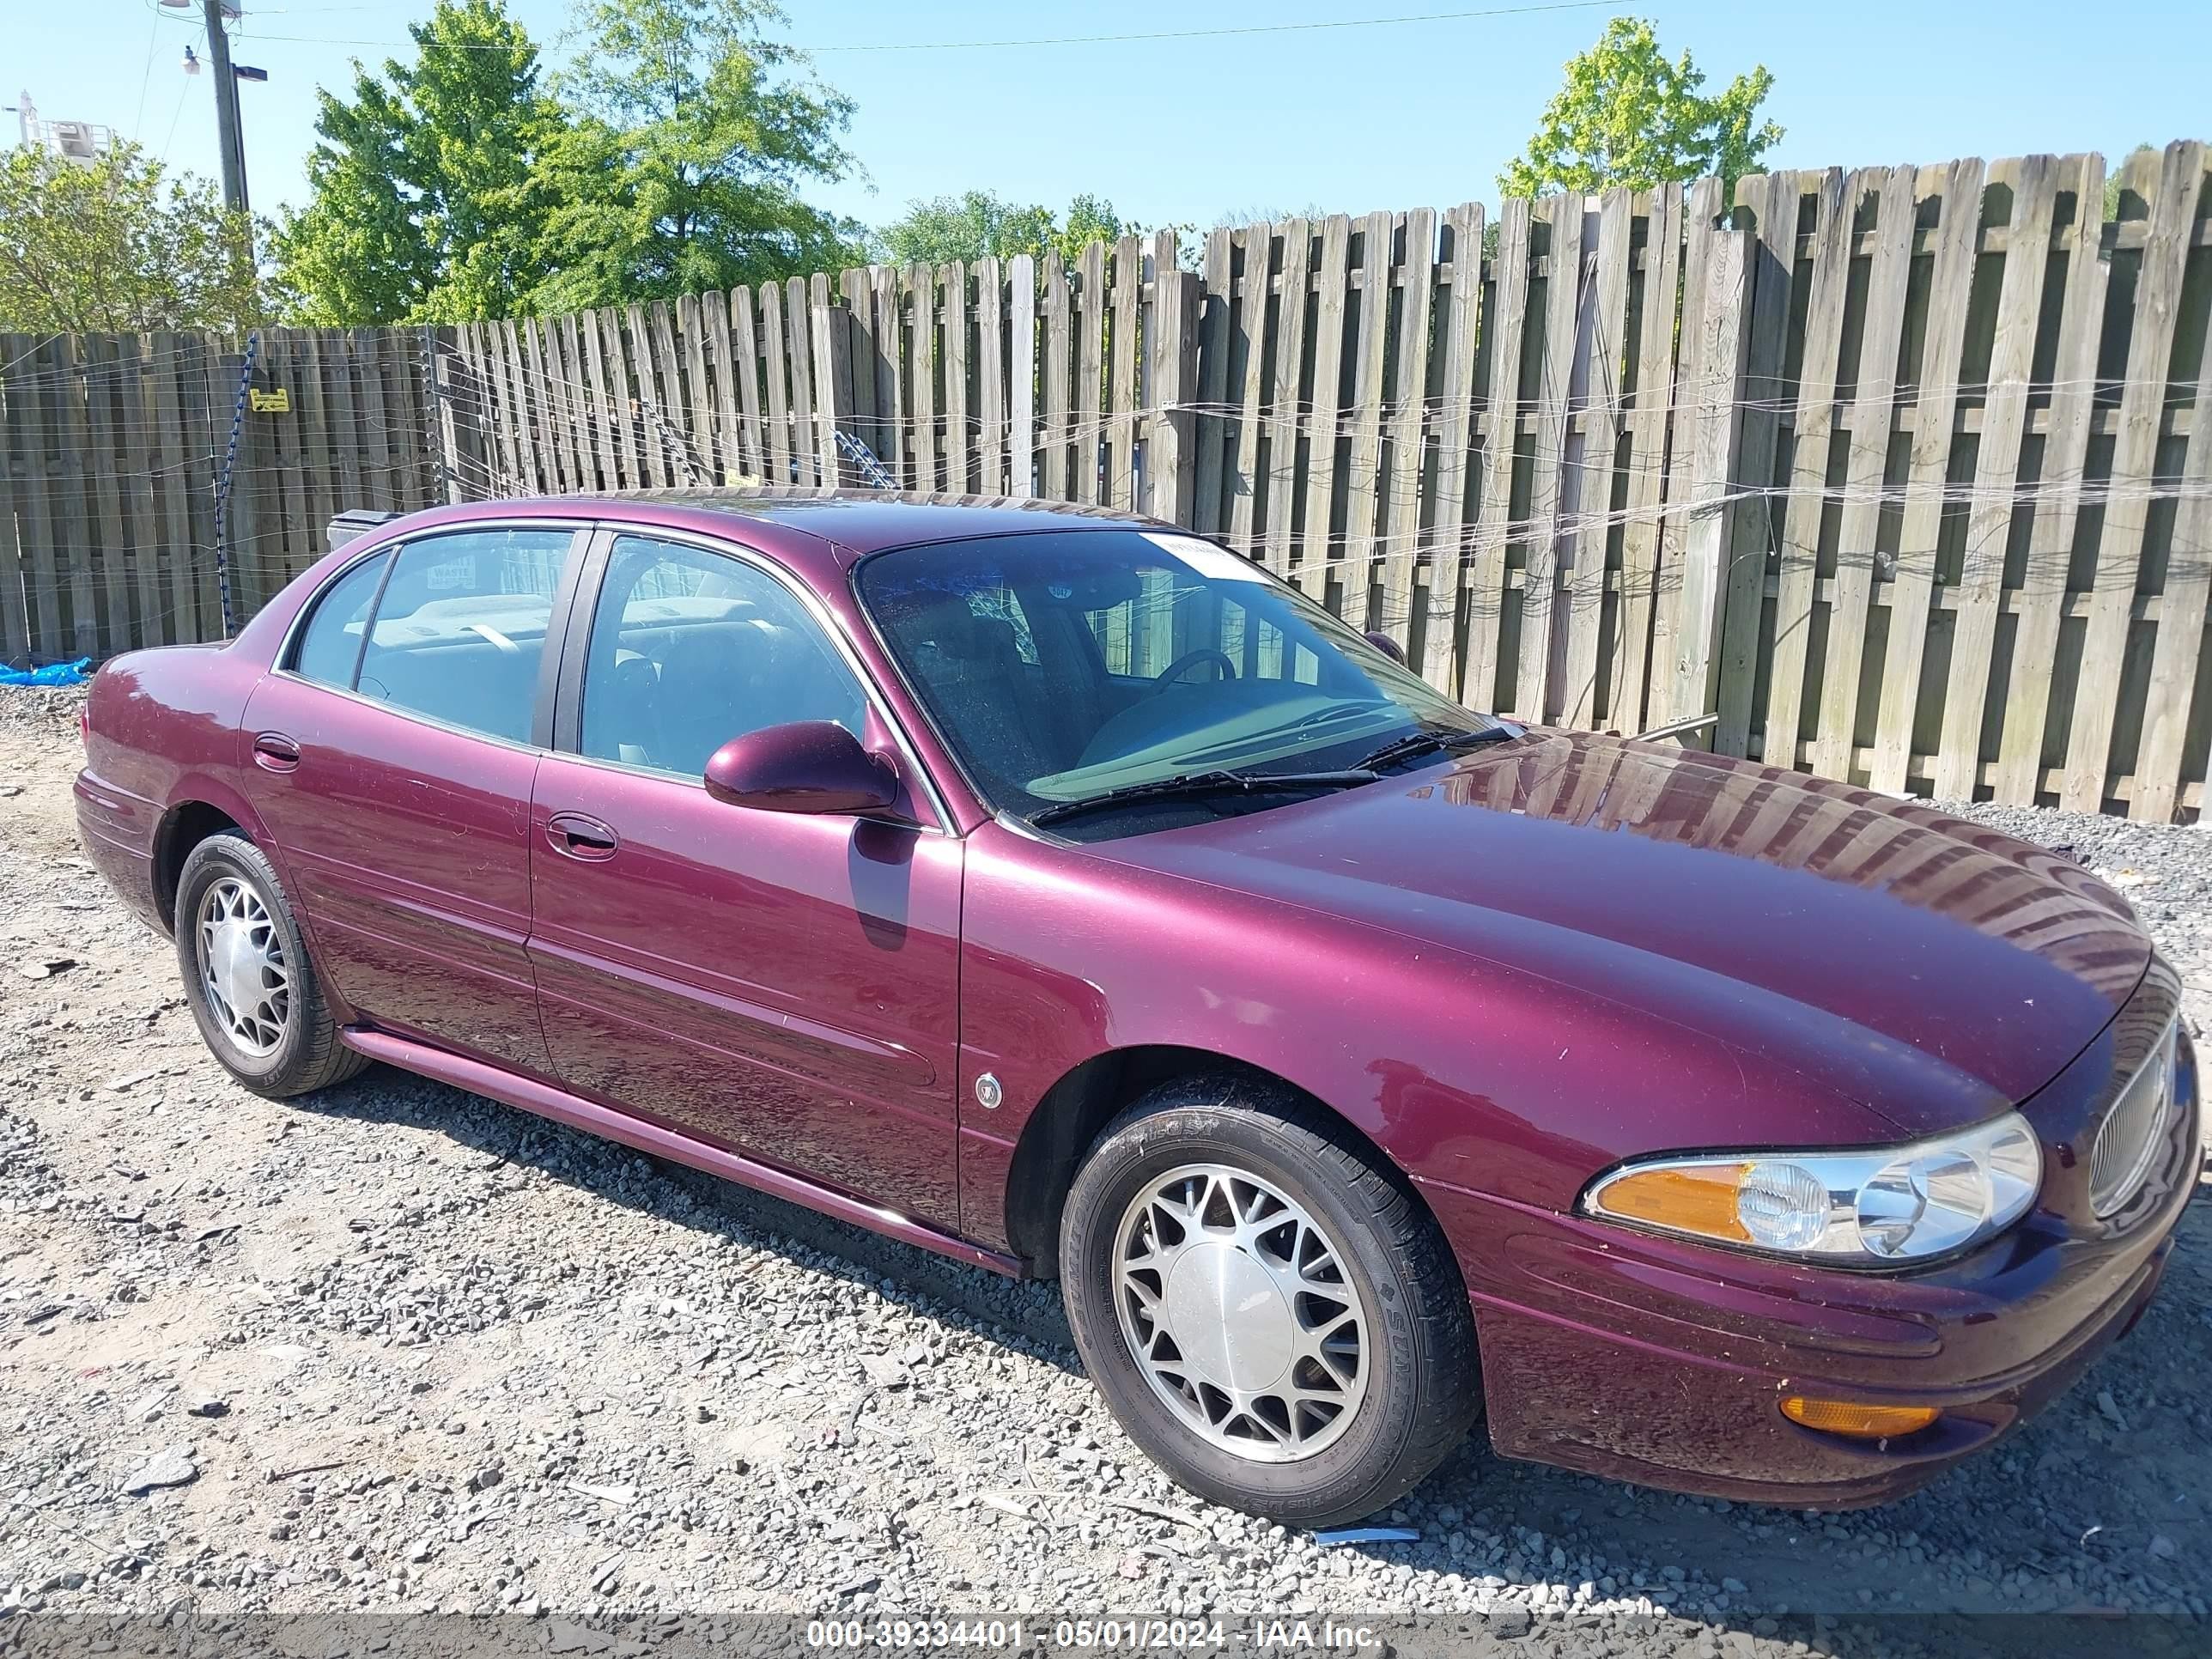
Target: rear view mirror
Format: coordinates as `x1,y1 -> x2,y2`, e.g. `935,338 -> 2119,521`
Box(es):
703,721 -> 904,817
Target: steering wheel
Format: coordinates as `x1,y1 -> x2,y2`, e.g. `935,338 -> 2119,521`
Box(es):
1152,647 -> 1237,690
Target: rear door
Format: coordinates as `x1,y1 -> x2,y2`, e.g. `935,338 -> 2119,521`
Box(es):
240,524 -> 585,1073
524,529 -> 965,1227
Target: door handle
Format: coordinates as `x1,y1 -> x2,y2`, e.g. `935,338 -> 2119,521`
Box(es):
544,810 -> 619,861
252,732 -> 301,773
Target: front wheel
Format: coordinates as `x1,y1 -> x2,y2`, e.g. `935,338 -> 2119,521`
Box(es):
1060,1078 -> 1480,1526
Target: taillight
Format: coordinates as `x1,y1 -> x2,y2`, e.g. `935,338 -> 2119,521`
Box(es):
79,699 -> 91,750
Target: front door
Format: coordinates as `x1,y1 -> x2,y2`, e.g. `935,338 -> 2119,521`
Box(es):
240,525 -> 579,1074
525,532 -> 963,1228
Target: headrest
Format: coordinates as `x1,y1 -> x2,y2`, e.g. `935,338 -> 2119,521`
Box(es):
657,620 -> 791,687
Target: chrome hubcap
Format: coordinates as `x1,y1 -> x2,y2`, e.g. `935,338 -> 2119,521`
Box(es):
1113,1163 -> 1370,1462
197,876 -> 290,1058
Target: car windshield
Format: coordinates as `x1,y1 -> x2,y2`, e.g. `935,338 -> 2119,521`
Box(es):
856,528 -> 1499,837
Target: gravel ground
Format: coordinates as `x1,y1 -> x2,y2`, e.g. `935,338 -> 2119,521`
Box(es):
2,684 -> 2207,1658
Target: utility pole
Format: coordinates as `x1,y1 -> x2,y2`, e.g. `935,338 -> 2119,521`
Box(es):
201,0 -> 248,213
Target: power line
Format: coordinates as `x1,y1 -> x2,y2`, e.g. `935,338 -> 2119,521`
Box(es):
801,1 -> 1614,54
131,20 -> 160,141
157,28 -> 199,161
136,1 -> 1614,58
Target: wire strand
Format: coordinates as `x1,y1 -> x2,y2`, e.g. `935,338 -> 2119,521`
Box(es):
150,2 -> 1613,58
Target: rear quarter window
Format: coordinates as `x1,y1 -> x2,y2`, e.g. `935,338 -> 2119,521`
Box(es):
292,551 -> 390,688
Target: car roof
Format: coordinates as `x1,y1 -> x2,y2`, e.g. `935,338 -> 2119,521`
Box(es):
388,489 -> 1164,568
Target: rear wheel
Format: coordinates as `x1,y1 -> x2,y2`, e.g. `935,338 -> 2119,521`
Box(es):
175,830 -> 366,1098
1060,1077 -> 1480,1526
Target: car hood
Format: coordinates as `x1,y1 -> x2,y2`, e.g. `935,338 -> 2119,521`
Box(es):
1088,732 -> 2148,1132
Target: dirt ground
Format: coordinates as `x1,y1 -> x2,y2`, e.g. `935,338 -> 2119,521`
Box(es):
3,685 -> 2209,1657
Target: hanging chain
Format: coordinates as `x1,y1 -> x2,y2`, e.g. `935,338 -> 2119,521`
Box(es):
640,393 -> 706,487
835,429 -> 896,490
210,330 -> 260,639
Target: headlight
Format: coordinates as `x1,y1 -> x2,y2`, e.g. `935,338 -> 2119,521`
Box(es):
1581,1112 -> 2042,1265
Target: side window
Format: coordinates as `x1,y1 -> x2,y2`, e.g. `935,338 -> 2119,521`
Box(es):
354,529 -> 572,744
292,551 -> 389,688
580,536 -> 868,780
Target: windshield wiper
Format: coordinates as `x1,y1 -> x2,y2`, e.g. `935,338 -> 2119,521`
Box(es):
1354,724 -> 1516,773
1029,768 -> 1379,828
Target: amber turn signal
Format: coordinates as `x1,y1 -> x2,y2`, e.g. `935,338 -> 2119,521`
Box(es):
1589,1164 -> 1752,1242
1780,1395 -> 1941,1439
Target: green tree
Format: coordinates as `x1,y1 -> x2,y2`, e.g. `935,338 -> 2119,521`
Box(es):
528,0 -> 863,311
1212,203 -> 1333,228
2104,143 -> 2157,220
1498,17 -> 1782,197
271,0 -> 566,325
1054,194 -> 1132,263
0,142 -> 264,333
874,190 -> 1135,266
877,191 -> 1055,265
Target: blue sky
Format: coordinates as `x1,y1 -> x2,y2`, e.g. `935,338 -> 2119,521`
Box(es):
11,2 -> 2210,228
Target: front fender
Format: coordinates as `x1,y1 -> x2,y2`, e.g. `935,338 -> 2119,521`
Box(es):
954,824 -> 1901,1253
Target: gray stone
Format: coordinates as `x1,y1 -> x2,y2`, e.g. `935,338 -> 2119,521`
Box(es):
1488,1603 -> 1534,1639
121,1445 -> 197,1496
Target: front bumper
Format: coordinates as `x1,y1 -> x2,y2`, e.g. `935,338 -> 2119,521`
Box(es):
1421,1026 -> 2200,1510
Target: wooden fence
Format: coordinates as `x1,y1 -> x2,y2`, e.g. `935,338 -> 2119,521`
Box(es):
0,327 -> 441,663
436,143 -> 2212,822
3,143 -> 2207,822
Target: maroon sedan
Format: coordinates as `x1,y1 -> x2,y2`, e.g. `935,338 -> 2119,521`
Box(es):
75,493 -> 2197,1525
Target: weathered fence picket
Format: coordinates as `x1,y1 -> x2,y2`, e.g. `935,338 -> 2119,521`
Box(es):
0,325 -> 438,660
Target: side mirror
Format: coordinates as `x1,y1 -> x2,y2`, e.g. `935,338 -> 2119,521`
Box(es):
703,721 -> 903,817
1364,629 -> 1408,666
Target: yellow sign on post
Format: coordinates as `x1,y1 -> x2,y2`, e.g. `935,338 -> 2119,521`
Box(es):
249,387 -> 291,414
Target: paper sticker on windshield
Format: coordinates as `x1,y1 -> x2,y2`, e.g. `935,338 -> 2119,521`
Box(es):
1141,532 -> 1267,583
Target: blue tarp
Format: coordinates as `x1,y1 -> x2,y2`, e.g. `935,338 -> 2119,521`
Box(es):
0,658 -> 91,688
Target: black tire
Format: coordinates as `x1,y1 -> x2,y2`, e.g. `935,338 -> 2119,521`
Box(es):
1060,1075 -> 1480,1527
174,830 -> 367,1099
